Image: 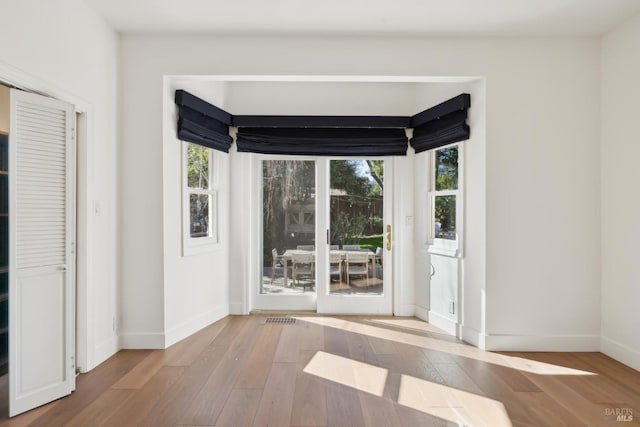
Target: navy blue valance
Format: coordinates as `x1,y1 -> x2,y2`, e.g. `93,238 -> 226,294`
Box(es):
175,90 -> 233,152
410,94 -> 470,153
236,128 -> 408,156
175,89 -> 470,155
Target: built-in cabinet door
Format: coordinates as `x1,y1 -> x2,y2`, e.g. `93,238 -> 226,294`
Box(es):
9,89 -> 76,417
428,253 -> 459,335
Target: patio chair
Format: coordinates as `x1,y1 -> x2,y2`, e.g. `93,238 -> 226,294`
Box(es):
346,251 -> 370,288
373,247 -> 383,278
329,252 -> 343,288
291,252 -> 315,291
270,248 -> 286,285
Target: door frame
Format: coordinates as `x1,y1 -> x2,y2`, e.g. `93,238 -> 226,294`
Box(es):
251,155 -> 318,312
250,154 -> 395,314
0,60 -> 94,372
9,89 -> 77,416
316,158 -> 394,314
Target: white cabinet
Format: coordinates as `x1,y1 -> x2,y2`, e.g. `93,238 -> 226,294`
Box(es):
428,253 -> 459,335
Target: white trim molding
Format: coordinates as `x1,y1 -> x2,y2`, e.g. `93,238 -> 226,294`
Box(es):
395,304 -> 416,317
428,310 -> 458,336
93,336 -> 120,370
165,305 -> 229,347
601,336 -> 640,372
229,302 -> 247,315
485,333 -> 600,352
460,325 -> 486,349
414,305 -> 429,323
119,332 -> 166,350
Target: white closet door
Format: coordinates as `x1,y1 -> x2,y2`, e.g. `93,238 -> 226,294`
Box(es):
9,89 -> 76,417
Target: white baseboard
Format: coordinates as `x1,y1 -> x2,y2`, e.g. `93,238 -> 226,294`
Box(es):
601,336 -> 640,371
164,305 -> 229,347
428,310 -> 457,336
414,305 -> 429,323
93,335 -> 119,368
119,332 -> 166,349
395,304 -> 416,317
461,325 -> 485,349
229,302 -> 247,315
485,334 -> 600,352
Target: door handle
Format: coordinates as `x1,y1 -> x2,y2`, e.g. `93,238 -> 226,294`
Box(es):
386,224 -> 392,251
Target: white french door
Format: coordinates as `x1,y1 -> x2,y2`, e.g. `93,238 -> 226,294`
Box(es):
254,156 -> 393,314
9,90 -> 76,416
316,159 -> 393,314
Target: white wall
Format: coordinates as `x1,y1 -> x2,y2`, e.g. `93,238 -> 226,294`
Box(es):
225,81 -> 419,115
0,0 -> 119,370
482,40 -> 601,351
121,35 -> 601,351
162,79 -> 230,346
601,13 -> 640,371
412,81 -> 486,345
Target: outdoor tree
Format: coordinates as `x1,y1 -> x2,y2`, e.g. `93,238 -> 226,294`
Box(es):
262,159 -> 385,263
187,144 -> 209,189
366,160 -> 384,195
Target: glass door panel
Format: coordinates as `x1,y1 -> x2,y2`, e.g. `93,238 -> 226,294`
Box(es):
328,160 -> 384,295
260,159 -> 317,296
317,159 -> 393,315
254,157 -> 392,314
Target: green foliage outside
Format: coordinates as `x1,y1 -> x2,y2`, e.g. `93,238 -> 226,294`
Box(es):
329,160 -> 383,247
357,234 -> 384,252
187,144 -> 209,189
435,147 -> 458,191
262,159 -> 385,265
434,147 -> 458,239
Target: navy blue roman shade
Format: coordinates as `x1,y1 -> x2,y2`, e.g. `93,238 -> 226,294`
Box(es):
410,94 -> 471,153
174,89 -> 470,155
235,127 -> 409,156
175,90 -> 233,152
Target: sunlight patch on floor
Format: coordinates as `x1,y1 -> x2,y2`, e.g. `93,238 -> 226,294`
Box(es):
296,316 -> 596,376
365,318 -> 450,334
303,351 -> 388,397
398,374 -> 512,427
302,349 -> 512,427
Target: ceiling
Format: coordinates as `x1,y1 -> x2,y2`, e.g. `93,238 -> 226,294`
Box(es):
85,0 -> 640,37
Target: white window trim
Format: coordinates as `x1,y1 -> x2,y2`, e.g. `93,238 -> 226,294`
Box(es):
427,142 -> 464,258
182,142 -> 220,256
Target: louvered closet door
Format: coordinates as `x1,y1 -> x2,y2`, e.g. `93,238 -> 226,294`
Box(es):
9,89 -> 76,417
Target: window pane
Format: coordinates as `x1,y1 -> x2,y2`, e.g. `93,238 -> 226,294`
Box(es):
187,144 -> 210,189
190,193 -> 210,238
330,159 -> 384,296
435,146 -> 458,191
261,160 -> 316,295
434,195 -> 456,240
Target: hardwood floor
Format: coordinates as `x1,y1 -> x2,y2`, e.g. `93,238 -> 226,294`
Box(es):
1,315 -> 639,426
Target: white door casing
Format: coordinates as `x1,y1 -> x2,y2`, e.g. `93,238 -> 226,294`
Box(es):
9,89 -> 76,416
252,156 -> 393,314
316,158 -> 394,314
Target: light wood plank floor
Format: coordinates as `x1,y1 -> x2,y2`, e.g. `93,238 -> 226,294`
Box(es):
1,315 -> 639,426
